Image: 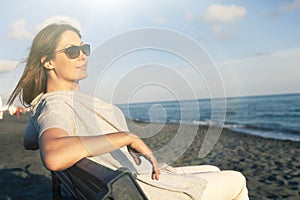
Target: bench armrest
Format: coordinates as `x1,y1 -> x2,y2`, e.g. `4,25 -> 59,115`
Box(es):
52,157 -> 148,200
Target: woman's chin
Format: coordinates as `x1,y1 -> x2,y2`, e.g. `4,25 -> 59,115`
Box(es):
77,71 -> 88,80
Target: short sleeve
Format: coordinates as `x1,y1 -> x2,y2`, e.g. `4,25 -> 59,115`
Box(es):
34,98 -> 75,138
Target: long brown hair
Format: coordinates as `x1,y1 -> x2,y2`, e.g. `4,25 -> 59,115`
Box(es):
7,23 -> 81,107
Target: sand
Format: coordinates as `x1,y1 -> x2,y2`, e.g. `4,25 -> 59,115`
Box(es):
0,113 -> 299,199
0,113 -> 52,200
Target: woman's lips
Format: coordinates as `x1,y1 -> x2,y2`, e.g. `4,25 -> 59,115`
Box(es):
78,65 -> 87,70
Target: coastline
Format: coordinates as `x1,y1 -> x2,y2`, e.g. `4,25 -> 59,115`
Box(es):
0,114 -> 299,199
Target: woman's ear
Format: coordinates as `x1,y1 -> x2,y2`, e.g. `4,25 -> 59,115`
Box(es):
41,56 -> 54,70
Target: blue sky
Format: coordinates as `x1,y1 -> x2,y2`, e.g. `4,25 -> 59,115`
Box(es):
0,0 -> 299,105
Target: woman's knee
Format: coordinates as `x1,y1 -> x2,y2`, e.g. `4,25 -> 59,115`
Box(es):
223,170 -> 248,199
225,170 -> 246,183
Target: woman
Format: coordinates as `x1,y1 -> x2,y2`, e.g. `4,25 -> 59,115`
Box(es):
8,23 -> 249,199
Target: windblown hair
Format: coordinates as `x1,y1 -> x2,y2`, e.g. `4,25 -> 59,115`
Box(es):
7,23 -> 81,107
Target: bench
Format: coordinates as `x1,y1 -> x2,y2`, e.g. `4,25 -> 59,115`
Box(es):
51,157 -> 148,200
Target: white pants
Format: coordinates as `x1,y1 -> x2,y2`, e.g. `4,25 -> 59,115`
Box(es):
175,165 -> 249,200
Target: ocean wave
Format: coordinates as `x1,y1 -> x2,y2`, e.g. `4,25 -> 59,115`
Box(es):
229,127 -> 300,142
256,113 -> 300,118
223,124 -> 245,129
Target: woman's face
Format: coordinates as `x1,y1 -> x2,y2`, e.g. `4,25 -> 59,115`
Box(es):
50,30 -> 88,84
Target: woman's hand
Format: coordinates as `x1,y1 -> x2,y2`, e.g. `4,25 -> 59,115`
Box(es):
127,134 -> 160,180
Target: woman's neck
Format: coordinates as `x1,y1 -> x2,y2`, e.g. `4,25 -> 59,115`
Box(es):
46,80 -> 80,93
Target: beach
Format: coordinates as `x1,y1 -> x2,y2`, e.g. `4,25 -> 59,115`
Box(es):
0,113 -> 299,199
0,113 -> 52,200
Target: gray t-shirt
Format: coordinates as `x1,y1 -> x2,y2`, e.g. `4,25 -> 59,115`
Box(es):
27,90 -> 143,171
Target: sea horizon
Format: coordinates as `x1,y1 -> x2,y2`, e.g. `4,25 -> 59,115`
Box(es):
118,92 -> 300,142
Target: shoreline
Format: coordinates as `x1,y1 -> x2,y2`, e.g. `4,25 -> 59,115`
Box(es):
1,114 -> 299,199
131,119 -> 300,143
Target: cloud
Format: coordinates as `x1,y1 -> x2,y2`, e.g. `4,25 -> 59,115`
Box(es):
271,0 -> 300,16
203,4 -> 247,23
154,16 -> 166,25
6,19 -> 34,40
0,60 -> 19,73
35,16 -> 83,33
6,16 -> 82,41
201,4 -> 246,41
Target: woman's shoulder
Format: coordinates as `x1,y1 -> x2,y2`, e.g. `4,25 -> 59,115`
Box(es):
31,91 -> 76,114
43,91 -> 76,101
34,91 -> 121,112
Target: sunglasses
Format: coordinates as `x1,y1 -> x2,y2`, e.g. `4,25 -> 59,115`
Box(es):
54,44 -> 90,59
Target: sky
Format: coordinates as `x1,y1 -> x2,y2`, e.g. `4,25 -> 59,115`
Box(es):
0,0 -> 299,105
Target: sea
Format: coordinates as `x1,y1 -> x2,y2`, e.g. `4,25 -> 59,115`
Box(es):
117,93 -> 300,142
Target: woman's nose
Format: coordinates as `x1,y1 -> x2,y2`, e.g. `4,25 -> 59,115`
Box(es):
78,50 -> 88,60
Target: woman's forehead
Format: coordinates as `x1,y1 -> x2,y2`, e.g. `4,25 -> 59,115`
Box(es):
57,30 -> 82,48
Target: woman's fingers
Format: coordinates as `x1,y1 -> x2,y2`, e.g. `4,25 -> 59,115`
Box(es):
144,152 -> 160,180
152,169 -> 161,180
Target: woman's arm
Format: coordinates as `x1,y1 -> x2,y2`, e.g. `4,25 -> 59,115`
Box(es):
39,128 -> 160,180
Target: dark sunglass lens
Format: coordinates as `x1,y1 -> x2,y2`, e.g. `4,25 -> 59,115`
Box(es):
65,46 -> 80,59
81,44 -> 90,56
